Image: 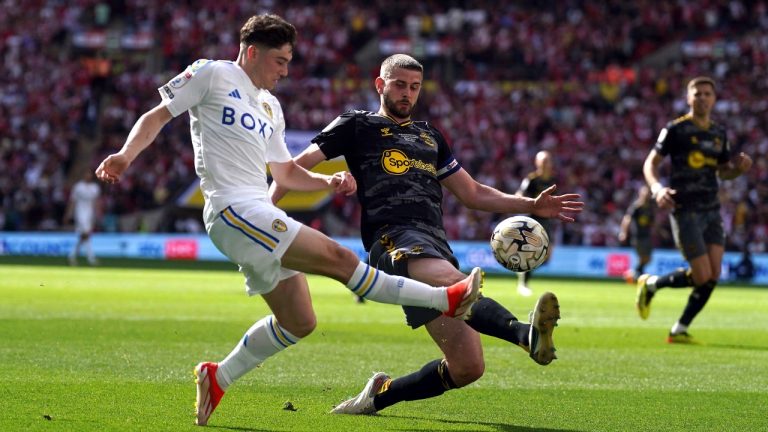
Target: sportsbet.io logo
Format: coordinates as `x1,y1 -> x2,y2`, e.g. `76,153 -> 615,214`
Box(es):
381,149 -> 410,174
381,149 -> 436,176
687,150 -> 717,169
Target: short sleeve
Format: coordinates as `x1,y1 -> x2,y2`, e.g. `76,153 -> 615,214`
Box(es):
158,59 -> 214,117
311,111 -> 357,159
654,123 -> 673,155
432,125 -> 461,180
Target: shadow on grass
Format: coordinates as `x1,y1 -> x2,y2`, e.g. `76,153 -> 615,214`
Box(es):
205,425 -> 280,432
385,415 -> 583,432
706,343 -> 768,351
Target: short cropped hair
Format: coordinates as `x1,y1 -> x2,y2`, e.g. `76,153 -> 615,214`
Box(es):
240,14 -> 296,49
687,76 -> 716,92
380,54 -> 423,79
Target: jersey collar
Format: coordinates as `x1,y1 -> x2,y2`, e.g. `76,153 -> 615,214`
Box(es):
376,112 -> 413,127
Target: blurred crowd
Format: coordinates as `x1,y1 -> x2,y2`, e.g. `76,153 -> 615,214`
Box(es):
1,0 -> 766,252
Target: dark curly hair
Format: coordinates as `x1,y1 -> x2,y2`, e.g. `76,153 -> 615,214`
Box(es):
240,14 -> 296,49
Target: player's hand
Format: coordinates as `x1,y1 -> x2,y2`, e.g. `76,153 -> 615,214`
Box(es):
733,152 -> 752,173
532,184 -> 585,223
328,171 -> 357,196
618,231 -> 627,243
95,153 -> 131,184
654,187 -> 676,209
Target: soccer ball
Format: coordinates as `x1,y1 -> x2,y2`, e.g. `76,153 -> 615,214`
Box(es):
490,216 -> 550,273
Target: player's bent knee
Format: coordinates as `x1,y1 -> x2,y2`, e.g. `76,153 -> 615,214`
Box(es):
282,315 -> 316,338
325,241 -> 359,268
292,320 -> 316,338
448,358 -> 485,387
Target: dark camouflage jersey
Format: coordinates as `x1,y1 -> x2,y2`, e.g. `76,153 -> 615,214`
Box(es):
312,110 -> 461,250
628,200 -> 654,240
518,172 -> 556,201
654,113 -> 731,211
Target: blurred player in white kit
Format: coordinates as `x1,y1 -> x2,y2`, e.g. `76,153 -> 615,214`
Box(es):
65,170 -> 100,266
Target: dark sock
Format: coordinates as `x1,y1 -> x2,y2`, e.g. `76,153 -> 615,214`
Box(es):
373,359 -> 456,411
679,280 -> 716,326
465,296 -> 529,346
523,271 -> 532,284
635,263 -> 645,275
655,268 -> 693,290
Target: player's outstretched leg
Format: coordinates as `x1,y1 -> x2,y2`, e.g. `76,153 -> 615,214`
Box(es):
528,292 -> 560,365
194,362 -> 225,426
444,267 -> 483,320
331,372 -> 391,415
284,228 -> 483,315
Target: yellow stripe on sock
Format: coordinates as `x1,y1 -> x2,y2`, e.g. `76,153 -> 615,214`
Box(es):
270,317 -> 294,347
356,267 -> 377,296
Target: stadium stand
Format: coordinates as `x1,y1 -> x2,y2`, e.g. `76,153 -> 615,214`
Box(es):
1,0 -> 765,253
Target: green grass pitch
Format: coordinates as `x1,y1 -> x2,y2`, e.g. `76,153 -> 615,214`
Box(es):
2,263 -> 767,431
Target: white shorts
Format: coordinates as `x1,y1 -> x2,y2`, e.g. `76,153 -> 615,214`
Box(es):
205,200 -> 301,296
74,213 -> 94,234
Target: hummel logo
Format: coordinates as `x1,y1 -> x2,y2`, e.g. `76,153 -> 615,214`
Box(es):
228,89 -> 242,99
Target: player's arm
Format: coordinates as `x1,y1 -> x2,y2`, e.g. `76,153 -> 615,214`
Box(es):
717,152 -> 752,180
643,148 -> 676,209
618,213 -> 631,244
95,103 -> 173,184
267,144 -> 354,204
269,157 -> 355,195
442,168 -> 583,222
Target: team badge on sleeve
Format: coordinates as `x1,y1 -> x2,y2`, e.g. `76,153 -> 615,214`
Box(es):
169,71 -> 192,89
189,59 -> 212,73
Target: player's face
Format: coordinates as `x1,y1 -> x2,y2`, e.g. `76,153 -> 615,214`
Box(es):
251,43 -> 292,90
687,83 -> 715,117
536,152 -> 552,175
380,68 -> 422,120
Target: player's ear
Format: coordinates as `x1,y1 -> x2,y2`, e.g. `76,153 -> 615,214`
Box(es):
247,44 -> 261,61
374,77 -> 385,95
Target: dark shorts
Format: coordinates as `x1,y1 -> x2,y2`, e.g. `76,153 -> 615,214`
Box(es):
631,236 -> 652,257
368,226 -> 459,329
669,209 -> 725,261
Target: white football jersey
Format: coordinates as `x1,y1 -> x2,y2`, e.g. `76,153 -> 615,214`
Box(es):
159,59 -> 291,214
71,180 -> 100,219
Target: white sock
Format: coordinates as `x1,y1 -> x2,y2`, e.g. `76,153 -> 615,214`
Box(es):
216,315 -> 300,390
85,240 -> 95,262
70,240 -> 82,259
346,262 -> 448,311
670,322 -> 688,335
646,275 -> 658,292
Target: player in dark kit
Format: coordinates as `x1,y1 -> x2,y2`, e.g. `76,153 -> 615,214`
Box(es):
271,54 -> 583,415
619,185 -> 655,283
516,150 -> 557,296
636,76 -> 752,343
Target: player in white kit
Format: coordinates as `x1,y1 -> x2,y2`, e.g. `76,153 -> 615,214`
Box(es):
65,170 -> 100,266
94,14 -> 481,426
